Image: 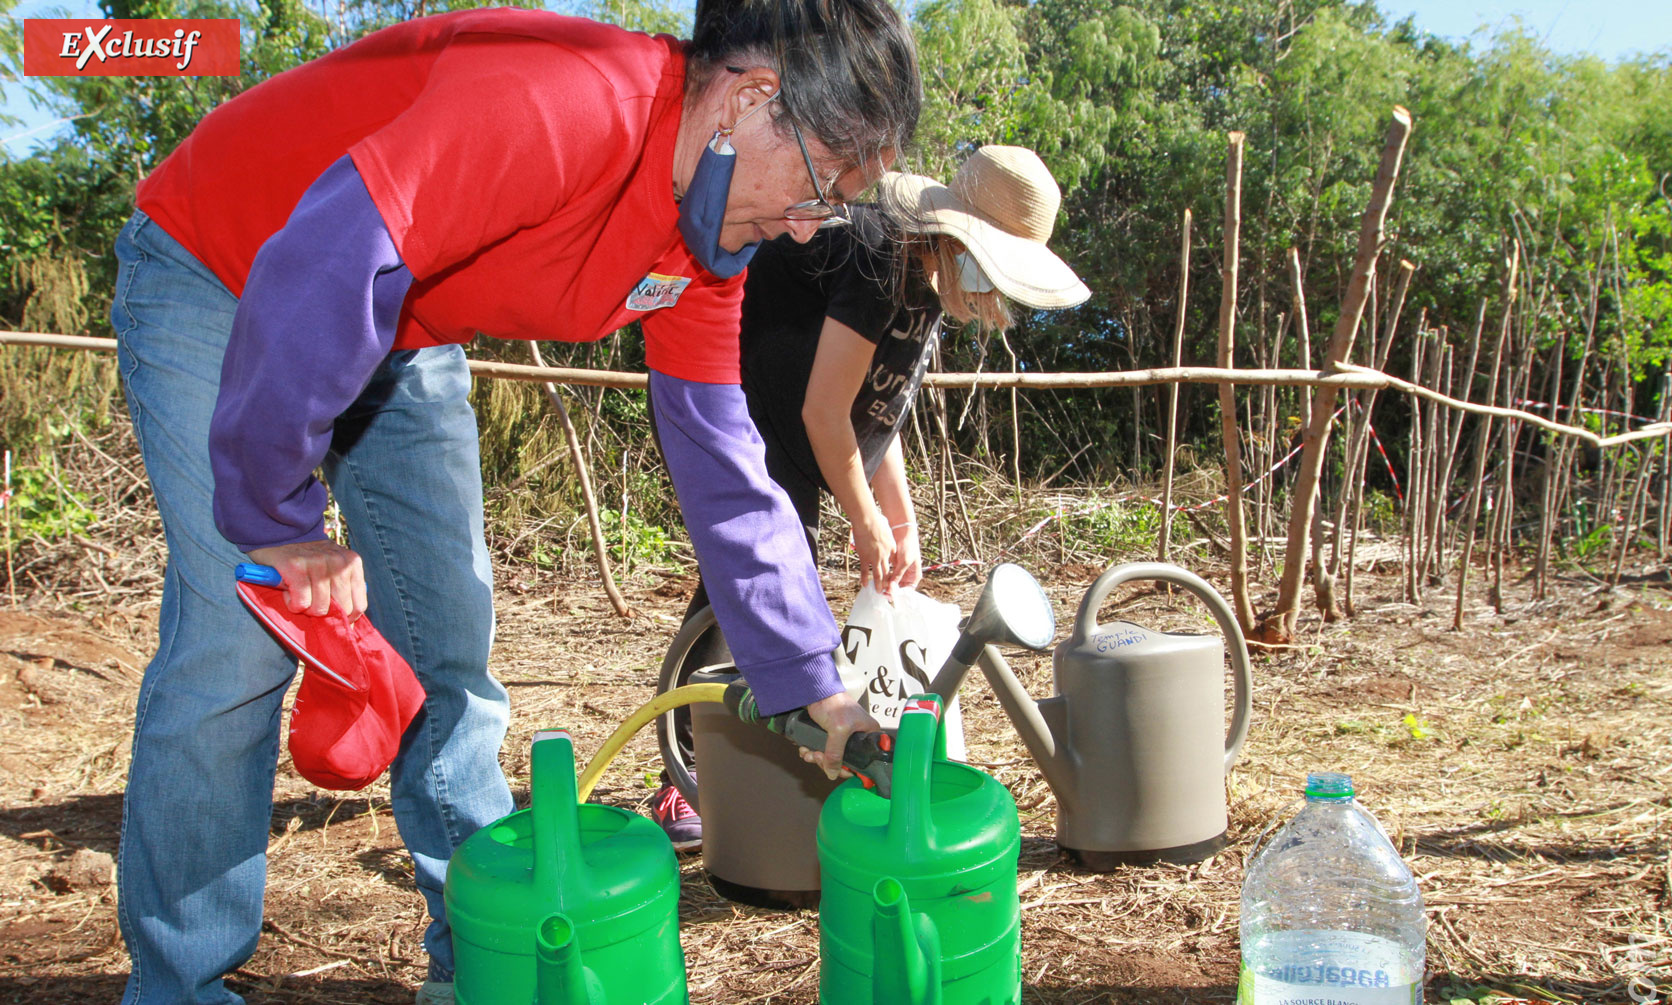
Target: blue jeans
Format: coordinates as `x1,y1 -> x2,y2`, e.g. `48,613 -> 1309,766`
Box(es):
110,211 -> 514,1004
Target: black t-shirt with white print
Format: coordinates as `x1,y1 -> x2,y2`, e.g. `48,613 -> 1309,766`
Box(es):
739,205 -> 943,499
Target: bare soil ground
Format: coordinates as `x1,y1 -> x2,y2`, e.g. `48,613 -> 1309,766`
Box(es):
2,550 -> 1670,1004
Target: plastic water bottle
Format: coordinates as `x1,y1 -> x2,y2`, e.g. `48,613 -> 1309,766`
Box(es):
1238,772 -> 1425,1005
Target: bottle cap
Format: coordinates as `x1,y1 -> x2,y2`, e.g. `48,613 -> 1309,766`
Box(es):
1304,772 -> 1354,800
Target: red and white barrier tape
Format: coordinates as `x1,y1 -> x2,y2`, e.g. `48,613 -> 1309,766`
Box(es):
1359,413 -> 1404,504
921,557 -> 984,573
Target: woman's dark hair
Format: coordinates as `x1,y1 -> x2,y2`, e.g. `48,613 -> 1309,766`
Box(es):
689,0 -> 920,172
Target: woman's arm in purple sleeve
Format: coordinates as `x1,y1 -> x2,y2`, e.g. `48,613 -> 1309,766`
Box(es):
648,370 -> 845,715
209,154 -> 414,551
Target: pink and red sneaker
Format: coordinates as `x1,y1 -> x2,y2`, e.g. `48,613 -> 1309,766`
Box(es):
649,782 -> 701,852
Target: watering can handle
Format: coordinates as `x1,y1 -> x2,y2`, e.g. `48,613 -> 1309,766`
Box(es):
1069,562 -> 1253,772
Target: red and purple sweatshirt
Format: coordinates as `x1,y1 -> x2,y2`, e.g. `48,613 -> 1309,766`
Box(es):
135,9 -> 841,714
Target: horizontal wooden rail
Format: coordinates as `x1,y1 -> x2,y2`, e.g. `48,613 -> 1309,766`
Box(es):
6,329 -> 1668,449
4,331 -> 117,352
0,331 -> 655,389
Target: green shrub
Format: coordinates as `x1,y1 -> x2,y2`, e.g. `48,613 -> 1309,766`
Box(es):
4,461 -> 96,540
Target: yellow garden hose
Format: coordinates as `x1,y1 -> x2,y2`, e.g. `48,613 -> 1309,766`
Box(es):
575,682 -> 730,802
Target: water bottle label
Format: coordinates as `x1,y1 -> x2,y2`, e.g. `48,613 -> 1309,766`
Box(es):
1238,931 -> 1422,1005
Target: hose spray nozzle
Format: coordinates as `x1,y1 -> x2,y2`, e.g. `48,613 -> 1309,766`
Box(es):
721,681 -> 895,797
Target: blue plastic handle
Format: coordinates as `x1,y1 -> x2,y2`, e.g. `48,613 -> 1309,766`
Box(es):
234,563 -> 283,587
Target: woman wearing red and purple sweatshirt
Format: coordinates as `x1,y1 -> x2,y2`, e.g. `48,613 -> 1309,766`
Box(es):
108,3 -> 919,1002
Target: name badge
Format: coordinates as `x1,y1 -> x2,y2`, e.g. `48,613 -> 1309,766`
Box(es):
626,272 -> 692,312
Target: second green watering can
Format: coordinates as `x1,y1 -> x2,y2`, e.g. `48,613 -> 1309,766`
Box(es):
818,695 -> 1022,1005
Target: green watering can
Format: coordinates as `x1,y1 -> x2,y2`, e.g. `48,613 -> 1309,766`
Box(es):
818,695 -> 1022,1005
444,730 -> 687,1005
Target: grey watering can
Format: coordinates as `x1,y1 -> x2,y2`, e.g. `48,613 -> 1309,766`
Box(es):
929,562 -> 1254,869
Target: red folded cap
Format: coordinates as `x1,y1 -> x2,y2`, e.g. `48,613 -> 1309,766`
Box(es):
236,580 -> 427,790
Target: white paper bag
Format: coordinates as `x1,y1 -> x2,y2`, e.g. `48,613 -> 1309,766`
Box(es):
833,584 -> 967,760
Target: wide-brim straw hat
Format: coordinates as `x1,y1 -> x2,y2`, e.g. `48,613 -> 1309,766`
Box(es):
877,145 -> 1090,310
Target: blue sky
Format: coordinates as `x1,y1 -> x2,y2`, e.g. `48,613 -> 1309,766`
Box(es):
4,0 -> 1670,156
1378,0 -> 1671,61
3,0 -> 102,153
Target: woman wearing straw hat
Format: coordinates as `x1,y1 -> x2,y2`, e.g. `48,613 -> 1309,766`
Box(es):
650,145 -> 1087,846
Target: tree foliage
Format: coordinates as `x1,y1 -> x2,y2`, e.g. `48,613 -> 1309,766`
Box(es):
1,0 -> 1668,488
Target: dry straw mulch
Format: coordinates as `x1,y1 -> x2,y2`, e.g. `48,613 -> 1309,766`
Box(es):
1,420 -> 1669,1003
2,552 -> 1669,1004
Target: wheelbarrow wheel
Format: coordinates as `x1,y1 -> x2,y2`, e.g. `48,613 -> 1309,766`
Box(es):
653,605 -> 731,815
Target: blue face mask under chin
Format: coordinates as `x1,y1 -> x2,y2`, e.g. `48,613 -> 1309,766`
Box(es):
677,92 -> 779,278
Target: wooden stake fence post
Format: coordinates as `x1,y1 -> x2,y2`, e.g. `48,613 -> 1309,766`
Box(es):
3,449 -> 13,607
1293,260 -> 1316,598
1453,243 -> 1518,629
1283,248 -> 1336,620
1263,106 -> 1413,642
1255,312 -> 1292,580
1342,261 -> 1415,616
1001,329 -> 1022,503
1419,337 -> 1448,581
1612,440 -> 1652,588
931,351 -> 950,565
1157,209 -> 1197,568
1489,290 -> 1533,610
1536,236 -> 1606,598
1659,369 -> 1672,558
1404,332 -> 1428,603
1432,304 -> 1489,579
1216,133 -> 1257,633
1158,208 -> 1192,565
528,341 -> 633,618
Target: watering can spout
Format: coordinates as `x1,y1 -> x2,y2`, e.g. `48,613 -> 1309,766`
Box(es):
535,913 -> 604,1005
917,562 -> 1079,809
871,878 -> 942,1005
975,643 -> 1079,805
1033,691 -> 1077,797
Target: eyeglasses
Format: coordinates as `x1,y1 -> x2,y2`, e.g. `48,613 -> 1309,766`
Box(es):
722,65 -> 851,228
784,119 -> 851,228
